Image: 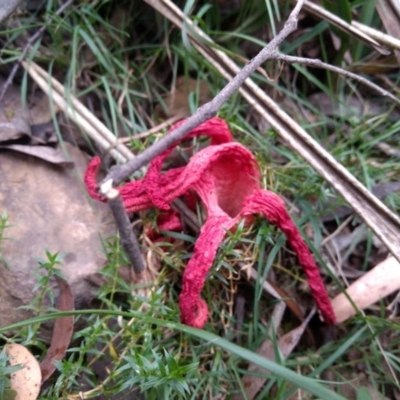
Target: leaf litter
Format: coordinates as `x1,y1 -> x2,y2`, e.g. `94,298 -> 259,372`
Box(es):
233,305 -> 316,400
0,76 -> 71,166
39,276 -> 74,383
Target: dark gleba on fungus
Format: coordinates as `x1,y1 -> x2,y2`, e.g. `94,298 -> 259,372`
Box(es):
84,118 -> 336,328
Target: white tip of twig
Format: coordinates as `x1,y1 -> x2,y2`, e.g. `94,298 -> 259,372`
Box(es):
100,179 -> 119,200
332,256 -> 400,323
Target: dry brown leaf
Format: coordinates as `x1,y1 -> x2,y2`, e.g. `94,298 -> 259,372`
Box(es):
23,60 -> 132,163
5,343 -> 41,400
233,308 -> 315,400
0,76 -> 71,165
40,276 -> 74,383
29,95 -> 60,126
267,280 -> 305,323
0,77 -> 59,144
320,181 -> 400,222
0,77 -> 31,142
0,144 -> 74,167
155,76 -> 211,118
30,122 -> 58,145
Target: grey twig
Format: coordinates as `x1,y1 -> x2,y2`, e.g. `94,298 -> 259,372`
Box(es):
272,54 -> 400,107
172,199 -> 200,234
104,184 -> 145,275
106,0 -> 306,186
0,0 -> 74,101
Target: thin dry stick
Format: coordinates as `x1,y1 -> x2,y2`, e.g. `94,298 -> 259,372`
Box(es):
272,54 -> 400,107
389,0 -> 400,19
105,0 -> 306,186
101,181 -> 145,275
118,115 -> 183,142
171,198 -> 201,233
352,20 -> 400,51
302,0 -> 389,55
0,0 -> 75,101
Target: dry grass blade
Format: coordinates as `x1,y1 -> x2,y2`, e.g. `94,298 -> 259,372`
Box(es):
303,0 -> 400,53
247,267 -> 306,322
273,54 -> 400,105
375,0 -> 400,63
233,307 -> 316,400
301,1 -> 390,54
144,0 -> 400,264
22,61 -> 133,163
389,0 -> 400,18
118,116 -> 182,142
352,21 -> 400,52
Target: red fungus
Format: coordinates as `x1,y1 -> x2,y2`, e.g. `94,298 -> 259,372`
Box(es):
84,118 -> 336,328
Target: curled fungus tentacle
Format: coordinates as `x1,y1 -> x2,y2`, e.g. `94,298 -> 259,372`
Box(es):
84,118 -> 336,328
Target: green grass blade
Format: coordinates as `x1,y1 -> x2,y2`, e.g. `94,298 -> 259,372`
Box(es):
0,310 -> 345,400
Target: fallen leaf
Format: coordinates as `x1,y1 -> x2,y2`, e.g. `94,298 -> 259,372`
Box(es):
40,276 -> 74,383
233,308 -> 315,400
5,343 -> 41,400
30,122 -> 58,145
0,144 -> 74,167
29,95 -> 60,127
0,76 -> 31,142
155,76 -> 211,118
267,280 -> 305,323
0,77 -> 69,165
